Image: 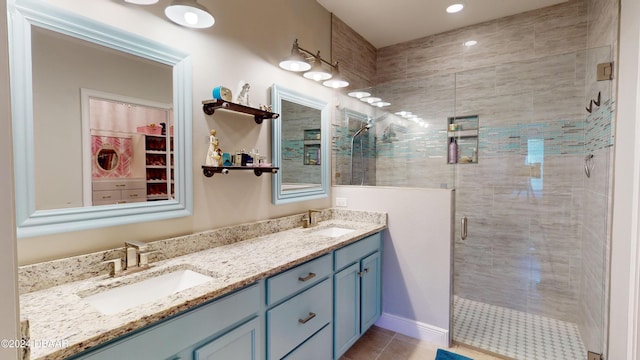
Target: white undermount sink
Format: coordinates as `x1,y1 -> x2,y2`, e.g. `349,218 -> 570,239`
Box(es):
82,269 -> 214,315
310,226 -> 355,238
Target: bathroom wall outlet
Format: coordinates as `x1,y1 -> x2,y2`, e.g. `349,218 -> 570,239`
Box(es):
335,197 -> 348,207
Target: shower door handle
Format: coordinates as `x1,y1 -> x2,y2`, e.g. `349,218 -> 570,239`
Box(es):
461,216 -> 468,241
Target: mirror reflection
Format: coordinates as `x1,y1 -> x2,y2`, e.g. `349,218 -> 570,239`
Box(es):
31,26 -> 173,210
95,146 -> 119,172
85,92 -> 174,207
272,84 -> 329,204
281,99 -> 322,191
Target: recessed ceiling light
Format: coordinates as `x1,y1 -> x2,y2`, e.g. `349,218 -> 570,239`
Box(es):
446,3 -> 464,13
464,40 -> 478,47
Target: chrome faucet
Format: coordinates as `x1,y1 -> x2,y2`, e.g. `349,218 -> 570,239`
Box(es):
125,240 -> 155,270
303,209 -> 322,228
102,240 -> 157,277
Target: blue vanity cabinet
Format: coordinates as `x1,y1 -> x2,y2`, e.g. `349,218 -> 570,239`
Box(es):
266,254 -> 333,360
70,283 -> 264,360
333,233 -> 382,359
191,316 -> 262,360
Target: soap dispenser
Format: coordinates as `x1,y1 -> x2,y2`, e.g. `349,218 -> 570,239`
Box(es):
448,138 -> 458,164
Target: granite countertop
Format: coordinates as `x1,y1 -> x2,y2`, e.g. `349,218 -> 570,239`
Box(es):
19,210 -> 386,359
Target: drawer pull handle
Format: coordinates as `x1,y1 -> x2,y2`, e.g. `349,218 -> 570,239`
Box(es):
115,184 -> 126,188
298,272 -> 316,282
298,312 -> 316,324
102,195 -> 111,199
129,194 -> 138,197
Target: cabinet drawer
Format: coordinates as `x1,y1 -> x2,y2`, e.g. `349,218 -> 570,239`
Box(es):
93,179 -> 146,191
73,283 -> 262,359
283,324 -> 332,360
92,190 -> 120,203
267,279 -> 332,360
121,189 -> 146,203
267,254 -> 332,305
334,232 -> 381,271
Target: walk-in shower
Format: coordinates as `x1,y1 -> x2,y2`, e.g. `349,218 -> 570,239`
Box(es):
332,1 -> 617,355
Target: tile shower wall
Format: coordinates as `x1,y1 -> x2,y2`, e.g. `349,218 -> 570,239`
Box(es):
329,0 -> 618,354
333,110 -> 376,186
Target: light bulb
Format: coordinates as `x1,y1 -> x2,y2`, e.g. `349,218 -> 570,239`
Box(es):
184,11 -> 198,25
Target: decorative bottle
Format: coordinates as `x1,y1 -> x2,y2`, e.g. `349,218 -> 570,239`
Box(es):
448,138 -> 458,164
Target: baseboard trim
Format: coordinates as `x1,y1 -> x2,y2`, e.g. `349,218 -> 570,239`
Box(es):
375,312 -> 449,347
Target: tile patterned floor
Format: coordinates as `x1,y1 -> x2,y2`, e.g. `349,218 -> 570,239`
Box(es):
453,296 -> 586,360
340,325 -> 504,360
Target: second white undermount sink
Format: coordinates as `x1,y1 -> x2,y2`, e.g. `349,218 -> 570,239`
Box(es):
310,226 -> 355,238
82,269 -> 214,315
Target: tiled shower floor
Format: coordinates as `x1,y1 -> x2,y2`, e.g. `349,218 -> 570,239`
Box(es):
453,296 -> 586,360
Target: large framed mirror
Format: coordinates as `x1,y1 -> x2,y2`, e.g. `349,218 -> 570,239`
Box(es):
271,84 -> 330,204
8,0 -> 193,237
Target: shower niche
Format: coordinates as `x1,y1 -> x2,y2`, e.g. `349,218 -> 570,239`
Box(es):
447,115 -> 479,164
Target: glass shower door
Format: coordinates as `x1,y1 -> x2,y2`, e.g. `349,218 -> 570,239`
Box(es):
451,46 -> 613,359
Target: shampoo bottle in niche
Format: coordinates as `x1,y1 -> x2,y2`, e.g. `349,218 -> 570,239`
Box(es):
448,138 -> 458,164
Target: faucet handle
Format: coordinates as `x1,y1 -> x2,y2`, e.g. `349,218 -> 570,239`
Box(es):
125,240 -> 148,250
101,258 -> 123,276
138,250 -> 159,267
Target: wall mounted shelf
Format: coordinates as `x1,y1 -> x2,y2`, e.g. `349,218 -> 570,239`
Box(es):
202,99 -> 280,124
201,165 -> 279,177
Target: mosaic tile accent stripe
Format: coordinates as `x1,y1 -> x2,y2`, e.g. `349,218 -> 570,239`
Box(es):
585,98 -> 614,152
454,296 -> 586,360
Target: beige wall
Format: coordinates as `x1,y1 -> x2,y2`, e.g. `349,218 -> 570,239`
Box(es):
0,0 -> 21,356
15,0 -> 336,264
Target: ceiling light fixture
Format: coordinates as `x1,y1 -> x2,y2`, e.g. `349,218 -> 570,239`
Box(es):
464,40 -> 478,47
446,3 -> 464,13
165,0 -> 215,29
279,39 -> 349,88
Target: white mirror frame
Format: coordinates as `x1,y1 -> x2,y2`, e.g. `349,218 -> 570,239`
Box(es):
271,84 -> 330,204
8,0 -> 193,237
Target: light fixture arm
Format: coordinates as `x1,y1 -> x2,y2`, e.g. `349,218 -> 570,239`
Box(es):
294,41 -> 337,70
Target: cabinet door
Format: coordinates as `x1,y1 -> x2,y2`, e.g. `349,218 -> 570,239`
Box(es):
194,317 -> 262,360
333,262 -> 360,359
360,251 -> 381,332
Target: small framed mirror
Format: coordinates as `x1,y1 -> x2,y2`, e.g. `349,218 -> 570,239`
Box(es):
272,84 -> 329,204
95,145 -> 120,172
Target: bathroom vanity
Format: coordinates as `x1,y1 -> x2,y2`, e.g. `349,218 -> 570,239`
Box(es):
18,209 -> 386,360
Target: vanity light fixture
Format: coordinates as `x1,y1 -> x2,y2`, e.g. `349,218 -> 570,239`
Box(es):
279,39 -> 350,88
348,91 -> 371,99
125,0 -> 159,4
373,101 -> 391,107
446,3 -> 465,13
348,90 -> 391,107
360,96 -> 382,104
165,0 -> 215,29
323,63 -> 349,88
303,51 -> 333,81
279,39 -> 312,72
